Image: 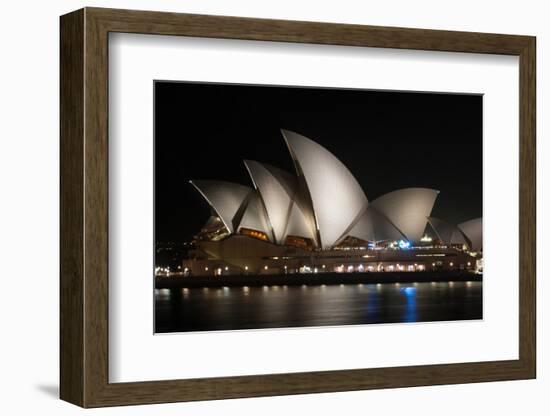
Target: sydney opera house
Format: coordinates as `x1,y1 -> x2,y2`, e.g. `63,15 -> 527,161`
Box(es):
182,130 -> 482,277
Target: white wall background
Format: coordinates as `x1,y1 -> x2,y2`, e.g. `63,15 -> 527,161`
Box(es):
0,0 -> 545,414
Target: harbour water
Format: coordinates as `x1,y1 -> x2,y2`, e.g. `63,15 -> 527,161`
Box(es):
155,281 -> 482,333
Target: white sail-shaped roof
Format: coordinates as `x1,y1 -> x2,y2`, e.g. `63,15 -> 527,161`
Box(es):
282,129 -> 368,249
283,201 -> 318,243
284,177 -> 319,245
244,160 -> 295,244
347,207 -> 406,243
427,217 -> 469,245
458,218 -> 482,251
371,188 -> 439,242
237,191 -> 273,240
244,160 -> 319,244
189,180 -> 252,233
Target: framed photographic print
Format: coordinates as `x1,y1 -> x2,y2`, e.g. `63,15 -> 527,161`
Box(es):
60,7 -> 536,407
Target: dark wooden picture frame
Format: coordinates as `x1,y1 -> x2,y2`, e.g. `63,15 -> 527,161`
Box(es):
60,7 -> 536,408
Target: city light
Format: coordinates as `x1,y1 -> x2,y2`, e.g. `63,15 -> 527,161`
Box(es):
299,265 -> 312,273
398,240 -> 411,249
155,266 -> 172,277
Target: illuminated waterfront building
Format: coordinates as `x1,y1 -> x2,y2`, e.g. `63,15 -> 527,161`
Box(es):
182,130 -> 482,276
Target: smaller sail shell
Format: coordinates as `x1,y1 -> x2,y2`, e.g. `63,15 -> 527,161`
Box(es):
371,188 -> 439,242
189,180 -> 252,233
244,160 -> 295,244
458,218 -> 482,251
428,217 -> 470,246
237,191 -> 273,241
347,207 -> 405,242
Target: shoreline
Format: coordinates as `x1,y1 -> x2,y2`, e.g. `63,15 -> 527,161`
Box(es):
155,270 -> 482,289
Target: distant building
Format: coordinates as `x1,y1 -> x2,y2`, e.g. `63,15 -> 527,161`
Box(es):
182,130 -> 482,276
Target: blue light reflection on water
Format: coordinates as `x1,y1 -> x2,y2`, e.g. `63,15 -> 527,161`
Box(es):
400,286 -> 417,322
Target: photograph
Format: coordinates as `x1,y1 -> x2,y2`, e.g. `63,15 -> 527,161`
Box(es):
154,81 -> 483,333
52,5 -> 537,410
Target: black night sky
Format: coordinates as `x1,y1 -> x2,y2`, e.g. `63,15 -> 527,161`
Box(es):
155,81 -> 482,244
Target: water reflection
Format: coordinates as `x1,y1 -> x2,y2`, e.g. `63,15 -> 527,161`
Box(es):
155,281 -> 482,333
365,285 -> 380,318
400,286 -> 417,322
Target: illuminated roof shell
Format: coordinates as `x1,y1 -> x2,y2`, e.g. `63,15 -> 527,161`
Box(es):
282,129 -> 368,249
458,218 -> 482,251
371,188 -> 439,242
347,207 -> 406,243
237,191 -> 273,240
427,217 -> 469,246
189,180 -> 252,234
244,161 -> 296,243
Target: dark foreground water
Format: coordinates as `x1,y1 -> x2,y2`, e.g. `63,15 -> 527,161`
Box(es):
155,281 -> 482,333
